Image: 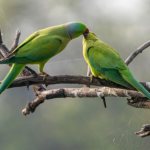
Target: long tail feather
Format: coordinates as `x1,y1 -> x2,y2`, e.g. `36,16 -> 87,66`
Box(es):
121,69 -> 150,99
0,64 -> 25,94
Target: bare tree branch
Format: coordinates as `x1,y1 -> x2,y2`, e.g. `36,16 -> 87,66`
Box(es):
2,74 -> 150,92
7,75 -> 126,89
22,86 -> 149,115
125,40 -> 150,65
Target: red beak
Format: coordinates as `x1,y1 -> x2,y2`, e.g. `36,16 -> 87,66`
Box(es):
83,28 -> 89,38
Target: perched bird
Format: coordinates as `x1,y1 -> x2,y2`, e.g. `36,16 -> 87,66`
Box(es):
0,22 -> 89,94
83,32 -> 150,100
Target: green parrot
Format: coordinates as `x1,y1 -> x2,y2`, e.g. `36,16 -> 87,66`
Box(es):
83,32 -> 150,100
0,22 -> 89,94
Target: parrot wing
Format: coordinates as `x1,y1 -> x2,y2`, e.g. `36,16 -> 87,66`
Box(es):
14,35 -> 63,62
1,34 -> 63,64
0,31 -> 39,64
8,31 -> 40,57
87,42 -> 132,88
87,41 -> 127,70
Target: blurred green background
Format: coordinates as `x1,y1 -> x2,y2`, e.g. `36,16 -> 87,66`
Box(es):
0,0 -> 150,149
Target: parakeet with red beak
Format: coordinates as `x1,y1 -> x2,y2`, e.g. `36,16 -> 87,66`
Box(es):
83,32 -> 150,100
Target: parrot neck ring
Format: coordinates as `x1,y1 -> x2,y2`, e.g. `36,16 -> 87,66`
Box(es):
66,29 -> 73,40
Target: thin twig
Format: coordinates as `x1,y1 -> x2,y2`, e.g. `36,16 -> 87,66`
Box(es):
10,30 -> 21,51
125,40 -> 150,65
0,29 -> 10,57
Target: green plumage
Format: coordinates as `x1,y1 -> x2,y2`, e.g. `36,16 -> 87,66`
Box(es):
0,22 -> 88,94
83,32 -> 150,99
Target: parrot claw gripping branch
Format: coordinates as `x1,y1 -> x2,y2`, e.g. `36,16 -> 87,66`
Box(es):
1,26 -> 150,137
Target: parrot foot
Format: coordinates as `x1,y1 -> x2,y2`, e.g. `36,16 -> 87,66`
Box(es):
40,72 -> 51,87
90,75 -> 94,83
83,75 -> 94,87
83,75 -> 94,88
83,68 -> 92,87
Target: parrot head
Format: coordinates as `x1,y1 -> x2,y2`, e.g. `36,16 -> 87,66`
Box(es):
66,22 -> 89,39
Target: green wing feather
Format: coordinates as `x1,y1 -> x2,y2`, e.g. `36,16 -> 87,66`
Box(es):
87,45 -> 132,88
14,36 -> 63,63
1,35 -> 63,64
8,31 -> 40,57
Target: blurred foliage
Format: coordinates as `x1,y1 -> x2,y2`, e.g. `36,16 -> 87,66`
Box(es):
0,0 -> 150,149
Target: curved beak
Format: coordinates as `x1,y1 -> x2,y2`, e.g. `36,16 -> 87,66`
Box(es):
83,28 -> 89,38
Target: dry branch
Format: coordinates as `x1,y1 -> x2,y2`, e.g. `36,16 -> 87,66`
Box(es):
22,86 -> 149,115
4,74 -> 150,91
125,40 -> 150,65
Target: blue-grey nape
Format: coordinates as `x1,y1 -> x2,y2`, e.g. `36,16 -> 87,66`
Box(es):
66,22 -> 88,39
